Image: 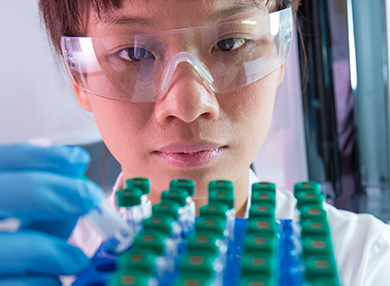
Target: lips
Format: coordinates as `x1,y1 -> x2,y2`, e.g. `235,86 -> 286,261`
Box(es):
153,144 -> 227,168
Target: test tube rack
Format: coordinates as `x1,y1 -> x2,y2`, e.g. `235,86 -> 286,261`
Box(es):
72,179 -> 340,286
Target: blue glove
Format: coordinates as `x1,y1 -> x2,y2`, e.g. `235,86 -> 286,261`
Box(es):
0,143 -> 105,286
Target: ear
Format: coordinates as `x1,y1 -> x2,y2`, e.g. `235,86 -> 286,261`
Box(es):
277,64 -> 285,86
70,81 -> 93,112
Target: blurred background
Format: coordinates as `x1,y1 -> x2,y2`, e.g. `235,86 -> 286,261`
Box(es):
1,1 -> 389,223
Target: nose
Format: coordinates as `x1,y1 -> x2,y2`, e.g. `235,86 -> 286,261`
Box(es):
155,61 -> 220,124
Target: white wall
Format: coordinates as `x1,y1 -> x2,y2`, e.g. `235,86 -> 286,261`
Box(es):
0,1 -> 101,145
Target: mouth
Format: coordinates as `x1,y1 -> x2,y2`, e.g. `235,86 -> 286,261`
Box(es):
153,144 -> 227,168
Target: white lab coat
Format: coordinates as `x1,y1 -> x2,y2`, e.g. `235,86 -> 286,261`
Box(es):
68,170 -> 390,286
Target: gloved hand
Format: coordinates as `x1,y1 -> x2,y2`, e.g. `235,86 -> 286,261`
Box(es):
0,143 -> 105,286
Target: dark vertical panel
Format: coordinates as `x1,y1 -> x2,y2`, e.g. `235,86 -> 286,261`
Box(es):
298,0 -> 341,198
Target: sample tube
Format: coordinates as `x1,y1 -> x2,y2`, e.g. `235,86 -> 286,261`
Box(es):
85,200 -> 135,253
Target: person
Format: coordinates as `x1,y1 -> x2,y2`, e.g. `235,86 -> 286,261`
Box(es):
0,0 -> 389,285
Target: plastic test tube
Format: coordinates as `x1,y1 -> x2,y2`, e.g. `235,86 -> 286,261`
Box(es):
125,178 -> 153,219
116,187 -> 144,235
85,200 -> 135,253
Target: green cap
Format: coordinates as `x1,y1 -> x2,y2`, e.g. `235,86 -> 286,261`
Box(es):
179,251 -> 215,276
249,203 -> 275,220
152,201 -> 180,220
300,219 -> 331,239
247,217 -> 279,236
195,217 -> 226,239
209,189 -> 234,209
252,182 -> 276,193
142,214 -> 176,236
125,178 -> 151,195
161,189 -> 189,207
239,274 -> 275,286
199,202 -> 229,220
300,206 -> 327,221
109,272 -> 153,286
117,248 -> 156,274
174,272 -> 213,286
132,229 -> 167,255
170,178 -> 195,197
244,233 -> 279,255
304,256 -> 339,283
294,181 -> 322,197
240,252 -> 277,275
115,188 -> 142,207
186,233 -> 219,257
307,276 -> 341,286
296,192 -> 324,211
302,236 -> 334,259
208,180 -> 234,193
251,191 -> 276,208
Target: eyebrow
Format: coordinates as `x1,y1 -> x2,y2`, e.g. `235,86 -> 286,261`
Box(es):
97,1 -> 264,27
97,15 -> 152,26
210,3 -> 264,22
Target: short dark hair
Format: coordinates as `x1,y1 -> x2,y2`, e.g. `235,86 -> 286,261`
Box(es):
39,0 -> 301,55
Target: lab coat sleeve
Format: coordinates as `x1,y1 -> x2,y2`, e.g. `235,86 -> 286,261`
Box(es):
325,204 -> 390,286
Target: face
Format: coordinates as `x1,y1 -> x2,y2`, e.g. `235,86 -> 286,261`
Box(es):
72,0 -> 284,211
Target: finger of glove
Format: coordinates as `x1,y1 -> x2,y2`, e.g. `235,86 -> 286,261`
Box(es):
0,231 -> 90,276
0,276 -> 61,286
0,172 -> 104,222
26,219 -> 79,240
0,144 -> 90,176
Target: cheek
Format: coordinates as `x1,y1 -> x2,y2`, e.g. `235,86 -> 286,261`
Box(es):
225,76 -> 278,156
87,96 -> 153,163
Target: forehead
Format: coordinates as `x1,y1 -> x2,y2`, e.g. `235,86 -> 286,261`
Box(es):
87,0 -> 272,36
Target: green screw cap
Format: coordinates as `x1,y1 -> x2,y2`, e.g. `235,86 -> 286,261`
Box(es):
240,252 -> 277,275
209,180 -> 234,193
125,178 -> 151,195
142,214 -> 176,236
304,256 -> 339,283
307,276 -> 341,286
152,201 -> 180,220
161,189 -> 189,207
249,203 -> 275,220
251,191 -> 276,208
115,188 -> 142,207
252,182 -> 276,193
174,272 -> 213,286
300,219 -> 331,238
109,272 -> 153,286
179,251 -> 215,276
247,217 -> 279,236
186,233 -> 219,257
132,229 -> 167,255
209,189 -> 234,209
117,248 -> 156,274
243,233 -> 279,255
199,202 -> 229,220
195,217 -> 226,239
300,206 -> 327,221
302,236 -> 334,259
170,178 -> 195,197
294,181 -> 322,198
239,274 -> 275,286
296,192 -> 324,211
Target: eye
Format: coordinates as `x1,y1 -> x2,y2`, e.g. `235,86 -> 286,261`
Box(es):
118,47 -> 155,61
214,38 -> 247,52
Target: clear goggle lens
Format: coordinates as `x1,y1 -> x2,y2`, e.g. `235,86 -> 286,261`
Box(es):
61,7 -> 293,102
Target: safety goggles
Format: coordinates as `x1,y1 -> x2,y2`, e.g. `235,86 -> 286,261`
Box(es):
61,7 -> 293,102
